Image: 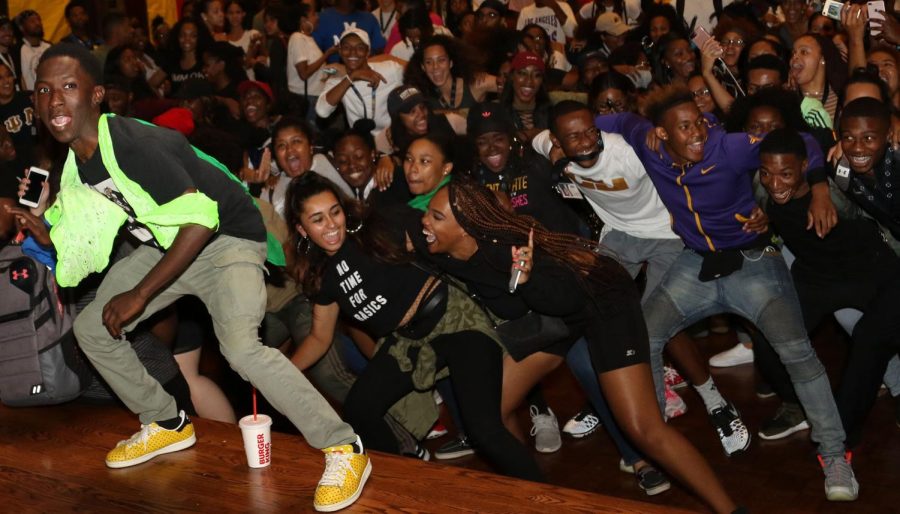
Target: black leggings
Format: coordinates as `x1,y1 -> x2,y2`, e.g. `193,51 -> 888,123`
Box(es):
343,330 -> 544,482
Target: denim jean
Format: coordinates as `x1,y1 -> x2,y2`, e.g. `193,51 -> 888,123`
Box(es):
642,248 -> 846,457
566,337 -> 643,466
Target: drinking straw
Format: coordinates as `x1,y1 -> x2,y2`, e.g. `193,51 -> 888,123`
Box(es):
252,387 -> 257,421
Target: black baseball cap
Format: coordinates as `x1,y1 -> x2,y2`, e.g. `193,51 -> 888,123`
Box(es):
388,85 -> 427,119
466,101 -> 514,138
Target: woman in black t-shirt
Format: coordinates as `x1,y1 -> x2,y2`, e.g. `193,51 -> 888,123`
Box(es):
284,172 -> 542,482
419,179 -> 739,514
162,18 -> 213,95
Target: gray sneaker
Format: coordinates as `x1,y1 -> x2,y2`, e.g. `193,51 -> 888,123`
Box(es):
819,452 -> 859,501
758,402 -> 810,440
529,405 -> 562,453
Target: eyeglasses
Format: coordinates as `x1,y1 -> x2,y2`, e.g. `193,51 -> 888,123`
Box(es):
722,38 -> 745,47
524,33 -> 545,41
476,11 -> 499,19
692,88 -> 711,98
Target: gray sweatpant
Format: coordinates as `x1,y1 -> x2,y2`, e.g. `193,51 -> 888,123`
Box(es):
73,235 -> 357,450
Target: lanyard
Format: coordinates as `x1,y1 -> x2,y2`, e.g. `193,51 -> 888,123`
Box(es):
438,78 -> 457,109
379,9 -> 396,34
0,52 -> 15,78
348,81 -> 377,121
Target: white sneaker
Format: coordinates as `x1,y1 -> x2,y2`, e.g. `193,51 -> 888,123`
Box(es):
709,343 -> 754,368
562,408 -> 601,438
529,406 -> 562,453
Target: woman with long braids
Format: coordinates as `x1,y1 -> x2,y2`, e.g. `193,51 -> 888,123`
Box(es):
417,179 -> 742,514
284,172 -> 543,482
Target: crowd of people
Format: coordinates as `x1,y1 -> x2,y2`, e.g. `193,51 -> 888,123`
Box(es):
3,0 -> 900,512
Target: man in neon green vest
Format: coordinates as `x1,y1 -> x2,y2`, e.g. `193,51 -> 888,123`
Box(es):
32,44 -> 371,513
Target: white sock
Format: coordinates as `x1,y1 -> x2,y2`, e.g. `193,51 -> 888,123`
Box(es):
694,377 -> 727,413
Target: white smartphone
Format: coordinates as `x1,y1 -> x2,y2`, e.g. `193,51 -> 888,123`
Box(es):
822,0 -> 844,20
869,0 -> 886,36
18,166 -> 49,208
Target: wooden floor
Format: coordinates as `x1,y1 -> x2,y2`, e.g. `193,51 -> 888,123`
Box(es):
0,403 -> 691,513
3,319 -> 900,513
415,321 -> 900,514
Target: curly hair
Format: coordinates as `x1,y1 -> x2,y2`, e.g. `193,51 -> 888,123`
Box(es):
404,35 -> 481,101
165,16 -> 215,61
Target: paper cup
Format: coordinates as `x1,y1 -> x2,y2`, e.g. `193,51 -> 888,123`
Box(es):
239,414 -> 272,468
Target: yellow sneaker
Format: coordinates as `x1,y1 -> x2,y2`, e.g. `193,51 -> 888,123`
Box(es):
313,437 -> 371,512
105,410 -> 197,469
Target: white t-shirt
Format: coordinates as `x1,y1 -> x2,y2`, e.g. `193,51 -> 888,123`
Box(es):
516,2 -> 577,48
288,32 -> 329,97
229,29 -> 262,81
270,153 -> 351,218
532,129 -> 678,240
577,0 -> 641,25
548,50 -> 571,72
316,60 -> 404,133
20,41 -> 50,91
389,25 -> 452,61
372,7 -> 399,40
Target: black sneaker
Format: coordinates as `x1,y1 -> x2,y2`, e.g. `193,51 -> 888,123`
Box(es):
709,402 -> 751,456
759,402 -> 810,441
434,436 -> 475,460
755,380 -> 776,399
403,443 -> 430,461
635,465 -> 671,496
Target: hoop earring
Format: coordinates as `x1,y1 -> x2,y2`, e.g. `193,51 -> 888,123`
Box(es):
347,218 -> 364,234
296,235 -> 311,254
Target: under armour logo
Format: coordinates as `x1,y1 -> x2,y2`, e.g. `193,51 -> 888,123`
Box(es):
11,269 -> 29,280
626,349 -> 635,356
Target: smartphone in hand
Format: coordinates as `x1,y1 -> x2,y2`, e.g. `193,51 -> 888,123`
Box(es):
869,0 -> 886,35
18,166 -> 49,208
691,26 -> 712,50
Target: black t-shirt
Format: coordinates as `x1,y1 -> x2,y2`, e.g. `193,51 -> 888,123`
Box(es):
0,162 -> 17,199
163,59 -> 205,94
0,92 -> 36,173
767,192 -> 898,284
312,237 -> 430,337
76,115 -> 265,247
473,150 -> 582,235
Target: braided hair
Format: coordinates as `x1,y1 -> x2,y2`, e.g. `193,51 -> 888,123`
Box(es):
446,178 -> 630,294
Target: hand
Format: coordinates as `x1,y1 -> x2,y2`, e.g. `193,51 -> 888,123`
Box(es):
738,206 -> 768,234
325,45 -> 340,58
644,129 -> 661,153
826,142 -> 843,164
102,289 -> 148,339
349,68 -> 386,88
841,4 -> 867,41
807,182 -> 838,238
872,13 -> 900,44
241,148 -> 272,184
510,228 -> 535,287
17,171 -> 50,216
4,205 -> 51,245
700,38 -> 723,75
548,144 -> 565,165
890,114 -> 900,150
374,155 -> 394,191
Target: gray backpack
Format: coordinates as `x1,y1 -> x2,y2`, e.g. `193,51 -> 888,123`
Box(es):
0,242 -> 90,406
